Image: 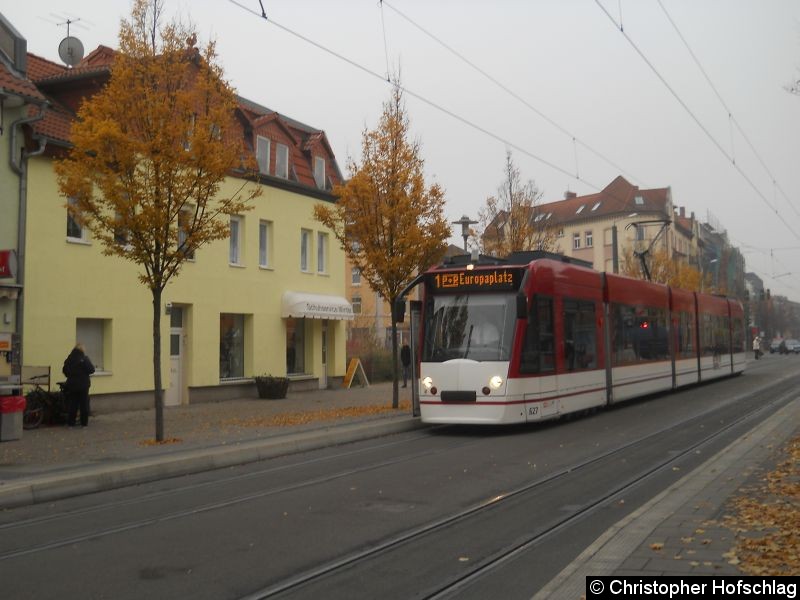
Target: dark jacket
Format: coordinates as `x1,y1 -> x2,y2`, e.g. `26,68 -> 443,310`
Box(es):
62,348 -> 96,392
400,344 -> 411,367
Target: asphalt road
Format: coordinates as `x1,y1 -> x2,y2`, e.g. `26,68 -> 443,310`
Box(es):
0,357 -> 795,600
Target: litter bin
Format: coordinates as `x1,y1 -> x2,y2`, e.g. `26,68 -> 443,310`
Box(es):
0,395 -> 25,441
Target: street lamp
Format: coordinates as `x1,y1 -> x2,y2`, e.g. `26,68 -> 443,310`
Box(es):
452,214 -> 478,252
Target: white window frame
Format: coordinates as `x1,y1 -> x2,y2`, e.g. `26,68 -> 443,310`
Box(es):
230,216 -> 243,265
300,228 -> 312,272
259,220 -> 272,268
573,233 -> 581,250
276,143 -> 289,179
313,156 -> 326,189
352,296 -> 362,314
256,136 -> 271,175
585,230 -> 593,248
317,231 -> 328,274
351,267 -> 361,285
67,197 -> 87,242
76,318 -> 108,372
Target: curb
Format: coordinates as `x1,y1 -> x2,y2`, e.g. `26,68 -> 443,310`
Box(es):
0,416 -> 427,510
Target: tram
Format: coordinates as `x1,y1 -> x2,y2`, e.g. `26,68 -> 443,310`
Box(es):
408,251 -> 746,425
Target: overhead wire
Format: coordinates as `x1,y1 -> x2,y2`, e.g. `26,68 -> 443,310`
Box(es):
594,0 -> 800,241
227,0 -> 602,189
381,0 -> 645,187
655,0 -> 800,219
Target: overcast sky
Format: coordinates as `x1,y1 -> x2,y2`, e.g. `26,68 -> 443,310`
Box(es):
6,1 -> 800,299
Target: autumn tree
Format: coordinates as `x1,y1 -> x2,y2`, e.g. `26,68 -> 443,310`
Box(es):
315,84 -> 449,409
55,0 -> 259,441
477,151 -> 556,257
621,248 -> 710,291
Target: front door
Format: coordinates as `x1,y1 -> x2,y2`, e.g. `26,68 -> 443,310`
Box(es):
166,307 -> 183,406
320,320 -> 328,389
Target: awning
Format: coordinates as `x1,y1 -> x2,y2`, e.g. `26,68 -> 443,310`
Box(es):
281,291 -> 354,321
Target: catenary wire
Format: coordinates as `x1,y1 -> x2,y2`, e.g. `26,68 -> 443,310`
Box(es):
380,0 -> 646,186
594,0 -> 800,241
227,0 -> 603,189
655,0 -> 800,219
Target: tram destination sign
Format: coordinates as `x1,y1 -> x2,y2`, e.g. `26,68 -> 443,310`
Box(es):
430,268 -> 522,292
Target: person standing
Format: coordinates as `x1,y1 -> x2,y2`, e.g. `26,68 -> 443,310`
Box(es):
753,335 -> 761,360
63,343 -> 96,427
400,343 -> 411,388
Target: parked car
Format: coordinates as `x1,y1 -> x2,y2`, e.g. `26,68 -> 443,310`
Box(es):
784,339 -> 800,354
770,339 -> 783,353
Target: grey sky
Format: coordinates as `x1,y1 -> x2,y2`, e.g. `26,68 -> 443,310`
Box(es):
6,1 -> 800,298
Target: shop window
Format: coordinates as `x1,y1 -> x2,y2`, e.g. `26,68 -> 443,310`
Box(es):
286,317 -> 306,374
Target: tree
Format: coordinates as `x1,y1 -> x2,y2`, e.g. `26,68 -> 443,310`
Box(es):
621,248 -> 710,291
477,151 -> 556,257
55,0 -> 260,441
315,83 -> 449,409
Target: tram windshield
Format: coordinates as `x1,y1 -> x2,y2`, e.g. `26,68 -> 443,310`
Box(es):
422,293 -> 517,362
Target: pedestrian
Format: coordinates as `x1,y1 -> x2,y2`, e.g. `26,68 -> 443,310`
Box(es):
62,343 -> 96,427
400,343 -> 411,388
753,335 -> 761,360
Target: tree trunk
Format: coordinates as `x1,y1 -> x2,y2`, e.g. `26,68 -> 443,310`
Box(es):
390,297 -> 399,409
152,287 -> 164,441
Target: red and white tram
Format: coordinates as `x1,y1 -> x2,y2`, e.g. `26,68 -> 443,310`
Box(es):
410,252 -> 746,425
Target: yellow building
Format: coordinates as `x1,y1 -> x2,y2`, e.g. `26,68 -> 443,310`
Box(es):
3,39 -> 352,411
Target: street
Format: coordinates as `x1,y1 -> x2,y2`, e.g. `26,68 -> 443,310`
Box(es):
0,356 -> 796,599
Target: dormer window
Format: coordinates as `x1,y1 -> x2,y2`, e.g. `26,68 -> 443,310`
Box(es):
591,202 -> 601,211
576,205 -> 585,214
314,156 -> 326,189
256,136 -> 270,175
635,195 -> 644,205
276,143 -> 289,179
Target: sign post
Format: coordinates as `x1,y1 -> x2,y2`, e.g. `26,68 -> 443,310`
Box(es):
342,358 -> 369,389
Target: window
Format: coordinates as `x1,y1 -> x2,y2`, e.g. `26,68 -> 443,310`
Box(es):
557,228 -> 564,238
67,197 -> 86,241
576,205 -> 585,214
300,229 -> 312,271
352,267 -> 361,285
76,318 -> 107,371
219,314 -> 245,379
259,220 -> 272,268
635,224 -> 645,241
520,295 -> 555,374
585,230 -> 593,248
352,295 -> 362,314
317,232 -> 328,273
178,209 -> 195,260
563,299 -> 597,371
114,212 -> 129,247
229,216 -> 243,265
634,195 -> 644,205
677,311 -> 695,358
314,156 -> 326,189
276,143 -> 289,179
256,136 -> 271,175
286,318 -> 305,374
591,202 -> 602,211
611,303 -> 669,366
573,233 -> 581,250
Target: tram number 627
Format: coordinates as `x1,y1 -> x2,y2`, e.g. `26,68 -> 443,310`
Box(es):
527,406 -> 538,416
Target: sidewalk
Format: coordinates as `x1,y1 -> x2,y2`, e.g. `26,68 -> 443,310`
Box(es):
0,381 -> 422,508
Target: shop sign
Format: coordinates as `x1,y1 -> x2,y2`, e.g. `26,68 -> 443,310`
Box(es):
0,250 -> 17,279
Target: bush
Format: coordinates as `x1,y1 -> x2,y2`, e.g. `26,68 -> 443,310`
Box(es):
254,374 -> 289,399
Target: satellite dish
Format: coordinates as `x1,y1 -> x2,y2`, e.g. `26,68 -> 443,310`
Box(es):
58,36 -> 84,67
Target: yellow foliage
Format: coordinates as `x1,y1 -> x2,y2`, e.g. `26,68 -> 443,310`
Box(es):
621,249 -> 712,292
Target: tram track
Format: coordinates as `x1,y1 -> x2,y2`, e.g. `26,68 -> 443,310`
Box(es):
239,378 -> 797,600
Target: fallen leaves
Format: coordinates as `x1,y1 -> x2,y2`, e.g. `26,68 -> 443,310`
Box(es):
225,401 -> 412,428
721,436 -> 800,575
138,437 -> 183,446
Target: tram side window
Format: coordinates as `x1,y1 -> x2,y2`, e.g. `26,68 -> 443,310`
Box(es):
563,298 -> 597,371
676,311 -> 695,359
611,303 -> 669,365
732,317 -> 744,353
520,295 -> 555,374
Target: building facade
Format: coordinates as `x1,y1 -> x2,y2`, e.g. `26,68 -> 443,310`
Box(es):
2,26 -> 352,411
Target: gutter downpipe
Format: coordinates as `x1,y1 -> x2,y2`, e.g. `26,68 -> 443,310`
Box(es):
9,100 -> 48,365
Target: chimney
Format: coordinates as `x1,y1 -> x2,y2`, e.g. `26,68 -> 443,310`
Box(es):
680,206 -> 685,217
564,191 -> 577,200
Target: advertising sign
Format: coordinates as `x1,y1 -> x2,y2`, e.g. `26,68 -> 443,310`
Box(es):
0,250 -> 17,279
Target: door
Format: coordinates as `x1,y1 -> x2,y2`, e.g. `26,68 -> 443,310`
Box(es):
320,320 -> 328,389
166,307 -> 183,406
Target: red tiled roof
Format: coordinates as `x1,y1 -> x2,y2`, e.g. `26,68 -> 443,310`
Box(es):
0,62 -> 47,103
29,100 -> 73,144
26,53 -> 67,80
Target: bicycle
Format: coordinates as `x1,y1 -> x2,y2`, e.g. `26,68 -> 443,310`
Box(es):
23,378 -> 68,430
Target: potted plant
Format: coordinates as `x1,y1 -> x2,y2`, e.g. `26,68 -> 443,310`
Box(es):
254,374 -> 289,399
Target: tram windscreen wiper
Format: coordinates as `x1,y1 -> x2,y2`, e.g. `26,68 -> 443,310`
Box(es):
464,324 -> 474,359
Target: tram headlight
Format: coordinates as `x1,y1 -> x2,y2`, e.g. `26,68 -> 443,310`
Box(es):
489,375 -> 504,389
422,376 -> 434,391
